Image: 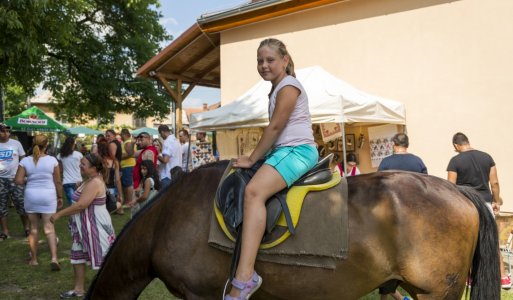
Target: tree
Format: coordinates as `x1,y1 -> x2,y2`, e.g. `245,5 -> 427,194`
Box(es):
0,0 -> 171,124
3,84 -> 29,119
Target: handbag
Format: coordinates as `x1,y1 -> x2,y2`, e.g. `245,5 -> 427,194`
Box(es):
105,190 -> 118,213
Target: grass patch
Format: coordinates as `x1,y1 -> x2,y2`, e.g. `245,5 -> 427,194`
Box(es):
1,207 -> 512,299
0,207 -> 175,299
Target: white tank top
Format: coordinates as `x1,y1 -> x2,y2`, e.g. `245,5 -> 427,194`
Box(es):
268,75 -> 315,147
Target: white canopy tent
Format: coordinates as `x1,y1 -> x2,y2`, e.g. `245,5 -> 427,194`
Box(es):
190,66 -> 406,131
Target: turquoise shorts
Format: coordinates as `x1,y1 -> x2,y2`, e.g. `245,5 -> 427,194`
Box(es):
265,144 -> 319,187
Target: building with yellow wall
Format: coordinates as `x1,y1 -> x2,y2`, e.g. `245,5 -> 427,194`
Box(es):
140,0 -> 513,210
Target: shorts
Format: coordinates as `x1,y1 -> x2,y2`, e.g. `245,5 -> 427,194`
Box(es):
120,167 -> 134,187
0,177 -> 25,217
265,144 -> 318,187
63,183 -> 77,206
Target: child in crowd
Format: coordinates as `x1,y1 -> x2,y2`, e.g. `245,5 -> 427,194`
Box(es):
129,160 -> 160,218
334,152 -> 360,177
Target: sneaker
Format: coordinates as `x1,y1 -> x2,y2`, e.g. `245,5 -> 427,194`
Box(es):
60,290 -> 84,299
224,271 -> 262,300
501,276 -> 512,289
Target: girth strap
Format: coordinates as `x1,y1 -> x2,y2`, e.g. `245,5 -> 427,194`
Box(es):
276,192 -> 295,235
230,226 -> 242,281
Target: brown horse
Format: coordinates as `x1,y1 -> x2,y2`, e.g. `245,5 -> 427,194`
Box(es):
85,161 -> 500,300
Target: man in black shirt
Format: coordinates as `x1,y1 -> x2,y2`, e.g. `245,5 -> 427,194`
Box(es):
446,132 -> 509,289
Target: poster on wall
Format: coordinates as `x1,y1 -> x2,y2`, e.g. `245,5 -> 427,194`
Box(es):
320,123 -> 342,143
368,124 -> 398,168
236,129 -> 261,156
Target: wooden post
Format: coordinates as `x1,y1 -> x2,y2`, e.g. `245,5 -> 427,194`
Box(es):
176,80 -> 182,132
156,75 -> 197,135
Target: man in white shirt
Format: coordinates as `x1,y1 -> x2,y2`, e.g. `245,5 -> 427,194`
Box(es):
157,125 -> 182,189
178,129 -> 192,172
0,123 -> 29,240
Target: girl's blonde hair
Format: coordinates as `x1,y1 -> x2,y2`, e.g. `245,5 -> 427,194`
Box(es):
258,38 -> 295,77
32,134 -> 48,165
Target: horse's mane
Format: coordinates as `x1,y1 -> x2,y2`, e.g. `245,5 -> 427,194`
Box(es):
85,159 -> 230,299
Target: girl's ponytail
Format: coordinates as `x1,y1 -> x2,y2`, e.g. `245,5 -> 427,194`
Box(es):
32,134 -> 48,165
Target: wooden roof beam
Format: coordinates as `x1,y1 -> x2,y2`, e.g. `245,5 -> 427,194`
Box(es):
196,60 -> 220,80
156,75 -> 179,102
177,45 -> 218,74
156,71 -> 220,88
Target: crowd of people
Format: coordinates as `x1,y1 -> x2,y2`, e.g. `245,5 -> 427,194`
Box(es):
0,122 -> 215,298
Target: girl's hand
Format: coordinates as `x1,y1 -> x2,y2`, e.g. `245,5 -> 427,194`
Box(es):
492,202 -> 501,216
50,213 -> 59,224
57,198 -> 63,209
232,156 -> 254,169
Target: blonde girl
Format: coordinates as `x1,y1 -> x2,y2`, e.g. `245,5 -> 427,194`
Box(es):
225,38 -> 318,299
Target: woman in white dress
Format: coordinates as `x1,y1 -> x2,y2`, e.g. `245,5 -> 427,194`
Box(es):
15,134 -> 63,270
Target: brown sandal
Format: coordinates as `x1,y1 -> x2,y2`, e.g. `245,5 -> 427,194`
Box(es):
0,233 -> 9,241
50,261 -> 61,271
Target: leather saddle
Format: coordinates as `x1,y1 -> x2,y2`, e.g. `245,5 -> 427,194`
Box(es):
215,153 -> 334,242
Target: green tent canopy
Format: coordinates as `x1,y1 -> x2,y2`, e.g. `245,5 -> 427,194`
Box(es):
66,126 -> 103,135
5,106 -> 67,132
131,127 -> 158,136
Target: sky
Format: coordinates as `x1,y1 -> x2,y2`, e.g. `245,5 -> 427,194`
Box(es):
157,0 -> 246,108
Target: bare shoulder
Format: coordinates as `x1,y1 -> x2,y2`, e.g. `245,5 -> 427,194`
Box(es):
85,177 -> 105,195
277,85 -> 300,98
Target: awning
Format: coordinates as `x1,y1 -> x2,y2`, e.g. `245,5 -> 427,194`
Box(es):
190,66 -> 406,131
131,127 -> 159,136
66,126 -> 103,136
136,23 -> 220,88
5,106 -> 67,132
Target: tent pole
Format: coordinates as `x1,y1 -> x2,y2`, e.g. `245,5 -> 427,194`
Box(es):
340,122 -> 346,176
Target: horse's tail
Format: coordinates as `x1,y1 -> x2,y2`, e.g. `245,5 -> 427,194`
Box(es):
458,185 -> 501,300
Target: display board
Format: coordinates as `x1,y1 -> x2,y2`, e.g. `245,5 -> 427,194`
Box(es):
191,142 -> 216,169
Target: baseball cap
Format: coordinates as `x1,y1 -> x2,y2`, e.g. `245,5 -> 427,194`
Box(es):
0,123 -> 11,130
136,132 -> 151,139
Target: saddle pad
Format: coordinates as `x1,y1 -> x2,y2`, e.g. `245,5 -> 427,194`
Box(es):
208,178 -> 348,269
214,173 -> 342,249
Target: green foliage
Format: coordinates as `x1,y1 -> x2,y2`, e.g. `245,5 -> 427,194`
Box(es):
0,0 -> 172,124
3,84 -> 30,119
